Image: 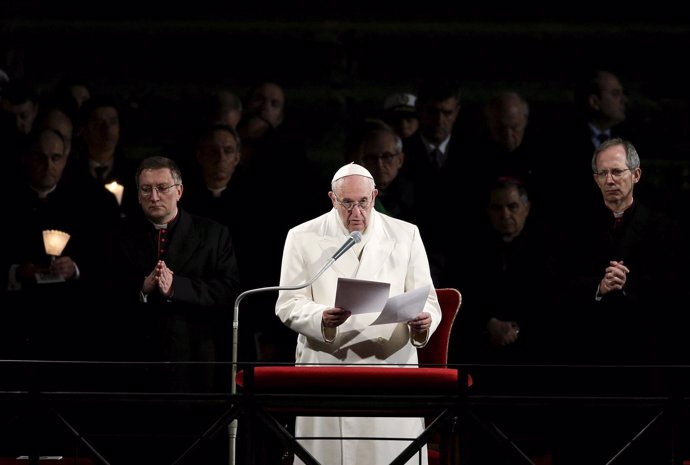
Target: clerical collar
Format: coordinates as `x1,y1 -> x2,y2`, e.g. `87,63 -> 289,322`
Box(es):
610,199 -> 634,218
208,185 -> 227,198
149,212 -> 179,230
30,183 -> 57,199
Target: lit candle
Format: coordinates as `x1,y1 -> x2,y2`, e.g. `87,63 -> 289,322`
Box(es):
105,181 -> 124,206
42,230 -> 71,257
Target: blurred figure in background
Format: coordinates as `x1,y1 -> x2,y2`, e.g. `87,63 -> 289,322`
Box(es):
0,78 -> 39,136
382,92 -> 419,140
353,119 -> 417,223
73,95 -> 138,217
546,68 -> 629,217
471,90 -> 548,220
442,176 -> 554,464
1,127 -> 119,366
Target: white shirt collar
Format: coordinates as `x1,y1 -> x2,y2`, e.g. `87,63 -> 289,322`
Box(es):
420,134 -> 451,155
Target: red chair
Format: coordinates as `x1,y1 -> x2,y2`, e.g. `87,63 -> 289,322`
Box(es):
236,287 -> 467,465
419,288 -> 462,465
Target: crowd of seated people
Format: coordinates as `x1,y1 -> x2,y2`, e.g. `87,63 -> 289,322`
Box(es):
2,66 -> 689,362
1,65 -> 689,465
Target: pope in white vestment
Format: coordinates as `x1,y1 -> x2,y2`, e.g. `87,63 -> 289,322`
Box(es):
275,163 -> 442,465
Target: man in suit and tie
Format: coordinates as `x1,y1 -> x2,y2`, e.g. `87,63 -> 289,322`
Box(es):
400,74 -> 480,284
545,68 -> 629,219
573,68 -> 628,152
401,74 -> 462,183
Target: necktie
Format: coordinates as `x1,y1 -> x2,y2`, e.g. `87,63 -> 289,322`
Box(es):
95,166 -> 108,183
430,148 -> 443,168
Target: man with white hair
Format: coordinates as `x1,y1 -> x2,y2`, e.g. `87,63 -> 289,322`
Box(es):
275,162 -> 441,465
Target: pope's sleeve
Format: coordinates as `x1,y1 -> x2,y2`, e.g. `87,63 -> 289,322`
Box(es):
275,229 -> 329,340
406,225 -> 442,346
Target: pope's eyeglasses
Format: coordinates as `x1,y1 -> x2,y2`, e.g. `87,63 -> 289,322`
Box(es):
334,193 -> 372,211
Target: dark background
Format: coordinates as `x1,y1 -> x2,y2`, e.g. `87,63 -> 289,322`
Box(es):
2,3 -> 689,170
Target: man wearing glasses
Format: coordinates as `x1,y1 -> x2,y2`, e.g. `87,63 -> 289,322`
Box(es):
550,138 -> 688,363
110,154 -> 240,378
355,120 -> 416,223
275,162 -> 441,465
101,155 -> 241,463
546,138 -> 688,464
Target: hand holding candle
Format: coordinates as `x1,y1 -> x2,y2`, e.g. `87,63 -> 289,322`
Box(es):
42,229 -> 71,257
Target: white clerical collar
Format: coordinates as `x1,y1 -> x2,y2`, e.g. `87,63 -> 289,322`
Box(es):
149,210 -> 179,230
208,185 -> 227,198
151,221 -> 168,230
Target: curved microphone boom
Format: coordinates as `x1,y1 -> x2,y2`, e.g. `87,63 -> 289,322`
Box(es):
228,230 -> 361,465
330,230 -> 362,261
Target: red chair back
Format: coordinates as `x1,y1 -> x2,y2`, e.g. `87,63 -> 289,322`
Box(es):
418,288 -> 461,367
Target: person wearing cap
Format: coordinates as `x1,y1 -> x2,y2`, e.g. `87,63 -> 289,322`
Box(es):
275,162 -> 442,465
383,92 -> 419,140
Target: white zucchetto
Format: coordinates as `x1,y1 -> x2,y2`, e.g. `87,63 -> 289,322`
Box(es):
331,162 -> 374,183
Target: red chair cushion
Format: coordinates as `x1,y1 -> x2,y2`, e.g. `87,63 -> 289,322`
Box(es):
236,366 -> 469,394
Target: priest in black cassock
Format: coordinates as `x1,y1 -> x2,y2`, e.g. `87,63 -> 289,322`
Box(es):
106,155 -> 241,393
547,138 -> 689,465
101,155 -> 241,465
1,127 -> 120,365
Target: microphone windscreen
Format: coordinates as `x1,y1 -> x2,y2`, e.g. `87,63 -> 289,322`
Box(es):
350,231 -> 362,243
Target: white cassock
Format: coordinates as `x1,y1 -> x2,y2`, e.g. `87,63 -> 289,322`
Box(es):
276,208 -> 442,465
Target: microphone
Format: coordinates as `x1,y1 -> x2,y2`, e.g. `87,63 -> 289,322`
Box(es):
331,231 -> 362,261
228,228 -> 362,465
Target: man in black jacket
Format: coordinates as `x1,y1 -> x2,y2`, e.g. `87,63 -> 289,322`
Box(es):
547,138 -> 688,465
109,155 -> 240,390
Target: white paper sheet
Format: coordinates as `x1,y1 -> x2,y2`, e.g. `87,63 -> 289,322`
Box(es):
334,278 -> 430,324
371,284 -> 431,325
334,277 -> 390,314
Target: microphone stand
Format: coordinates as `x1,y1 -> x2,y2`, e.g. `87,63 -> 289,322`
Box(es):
228,255 -> 338,465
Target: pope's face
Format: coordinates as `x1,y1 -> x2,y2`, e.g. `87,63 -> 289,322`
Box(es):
329,175 -> 378,233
